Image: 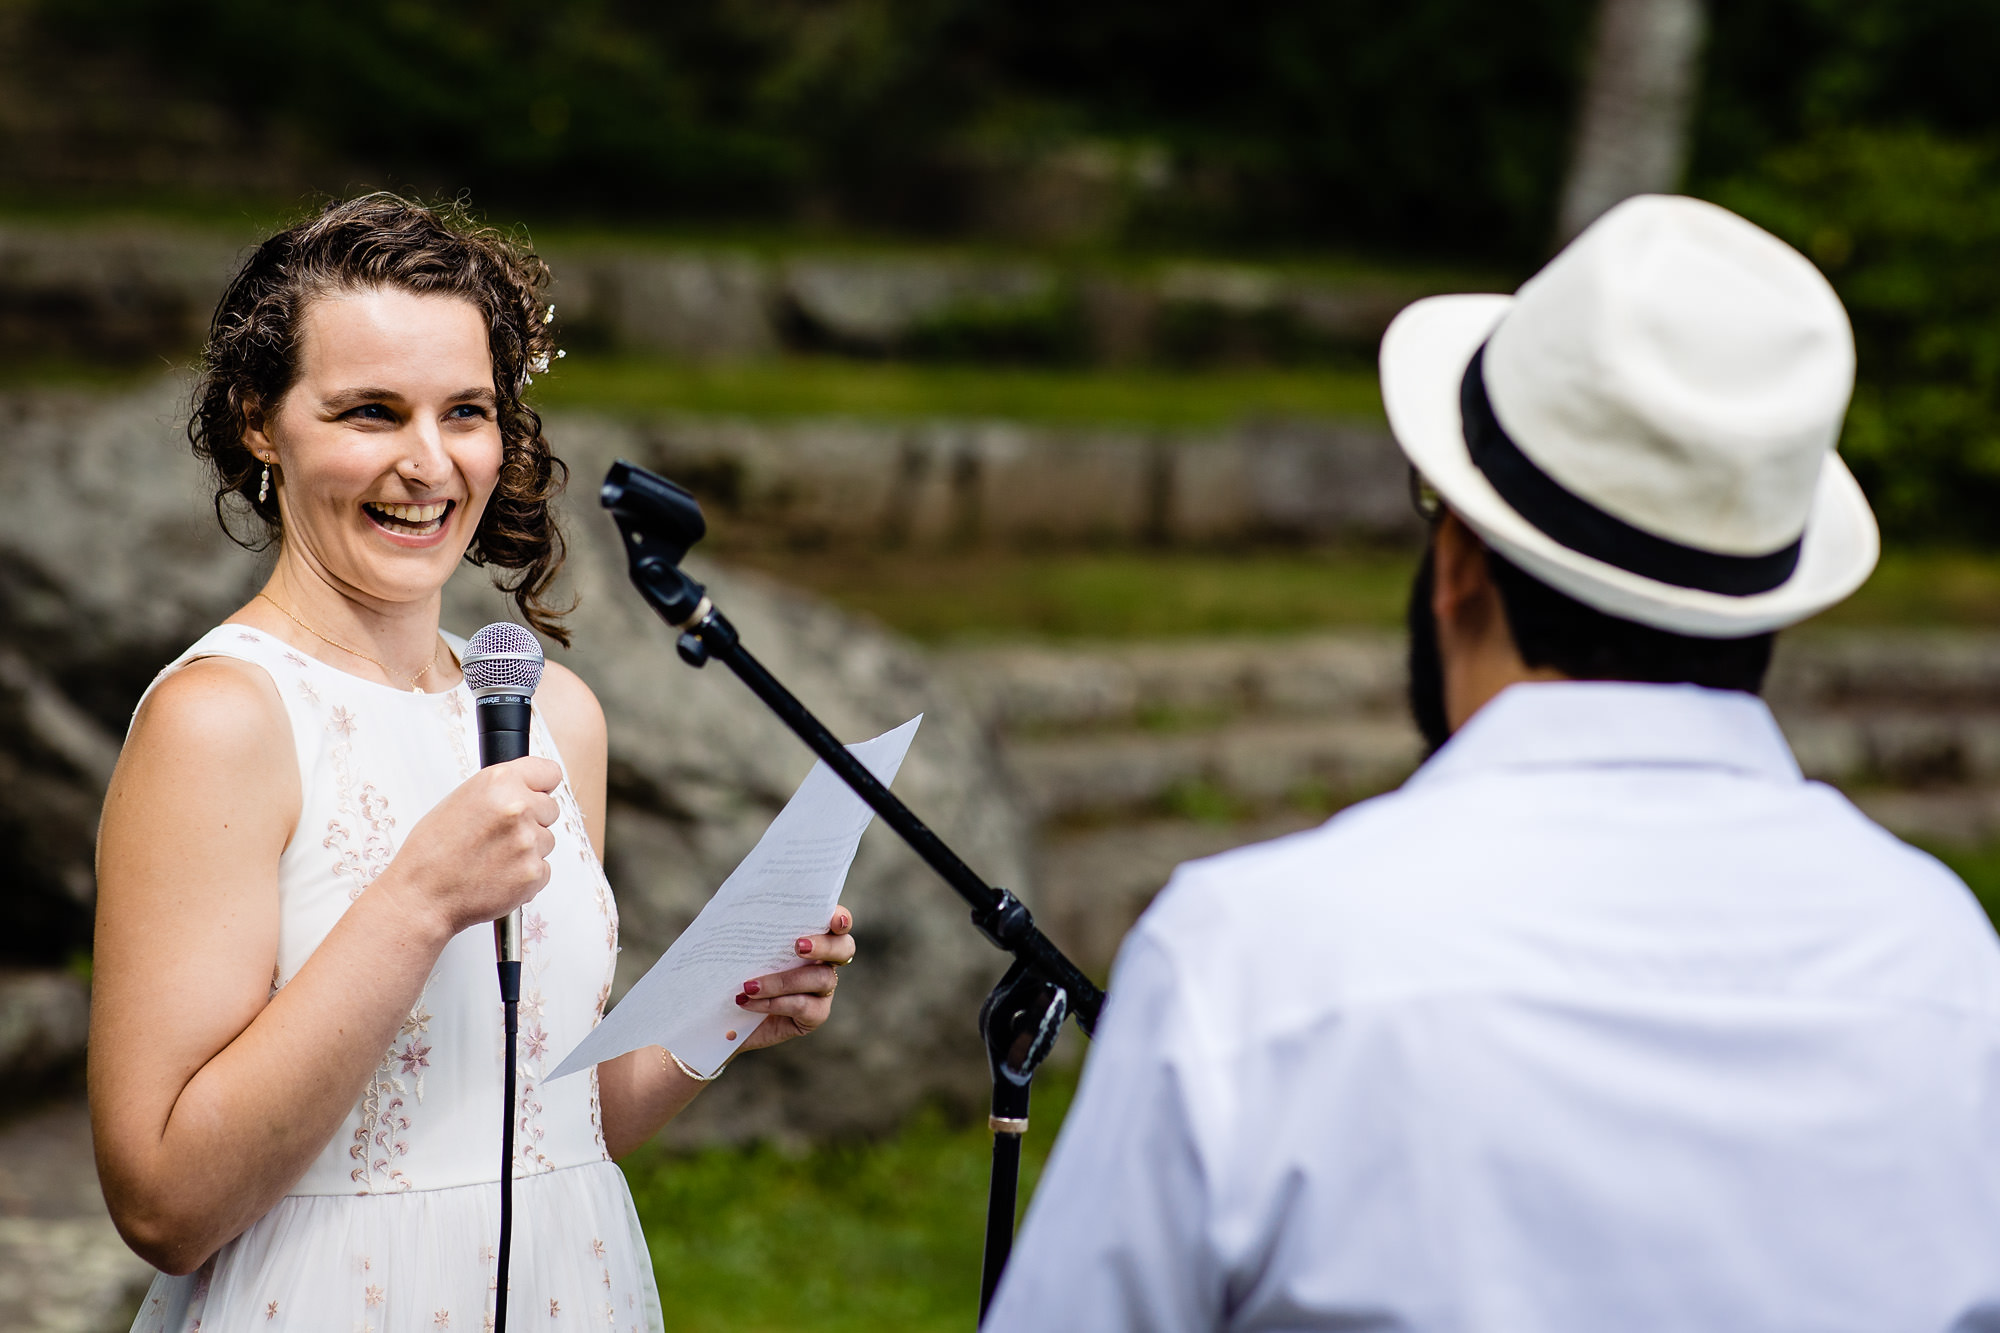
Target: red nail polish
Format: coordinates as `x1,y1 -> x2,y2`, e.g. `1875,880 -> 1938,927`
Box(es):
796,938 -> 813,955
742,979 -> 760,996
735,993 -> 749,1006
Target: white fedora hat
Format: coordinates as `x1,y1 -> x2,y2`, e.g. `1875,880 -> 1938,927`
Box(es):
1380,193 -> 1879,637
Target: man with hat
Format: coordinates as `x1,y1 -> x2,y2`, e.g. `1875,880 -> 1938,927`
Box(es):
982,195 -> 2000,1330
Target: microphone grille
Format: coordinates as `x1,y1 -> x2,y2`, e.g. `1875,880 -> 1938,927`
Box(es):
463,622 -> 545,695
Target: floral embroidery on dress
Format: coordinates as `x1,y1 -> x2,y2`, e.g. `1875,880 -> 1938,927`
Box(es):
511,916 -> 558,1175
444,693 -> 477,780
296,677 -> 321,706
284,651 -> 310,669
396,997 -> 435,1099
349,984 -> 431,1192
324,705 -> 397,903
588,1062 -> 608,1156
396,1036 -> 433,1080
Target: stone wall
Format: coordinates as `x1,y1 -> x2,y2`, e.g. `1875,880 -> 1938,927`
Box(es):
0,220 -> 1453,368
617,411 -> 1417,549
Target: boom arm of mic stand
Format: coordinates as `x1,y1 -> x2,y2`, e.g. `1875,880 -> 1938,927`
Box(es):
601,476 -> 1103,1033
682,600 -> 1103,1036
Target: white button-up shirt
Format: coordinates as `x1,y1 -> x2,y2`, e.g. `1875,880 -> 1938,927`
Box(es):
987,682 -> 2000,1331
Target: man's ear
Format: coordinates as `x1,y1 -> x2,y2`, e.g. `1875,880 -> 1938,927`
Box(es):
1430,511 -> 1494,628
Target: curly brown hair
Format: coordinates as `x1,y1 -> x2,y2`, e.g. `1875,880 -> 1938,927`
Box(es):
191,192 -> 573,644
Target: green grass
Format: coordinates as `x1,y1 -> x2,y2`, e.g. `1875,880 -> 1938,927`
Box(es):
0,191 -> 1503,283
0,187 -> 292,233
723,545 -> 1419,641
0,357 -> 180,391
621,1075 -> 1074,1333
1815,549 -> 2000,629
524,217 -> 1508,282
531,355 -> 1384,427
723,543 -> 2000,643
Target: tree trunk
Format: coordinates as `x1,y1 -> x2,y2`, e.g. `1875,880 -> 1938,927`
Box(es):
1555,0 -> 1708,246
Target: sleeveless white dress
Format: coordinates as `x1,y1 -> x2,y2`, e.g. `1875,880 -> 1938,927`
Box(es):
126,625 -> 665,1333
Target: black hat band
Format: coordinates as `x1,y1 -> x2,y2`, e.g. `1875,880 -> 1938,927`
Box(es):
1460,344 -> 1803,597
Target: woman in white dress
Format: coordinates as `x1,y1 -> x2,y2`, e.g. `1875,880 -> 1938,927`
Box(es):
88,195 -> 855,1332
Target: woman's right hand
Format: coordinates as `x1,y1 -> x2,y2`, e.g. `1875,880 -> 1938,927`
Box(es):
377,756 -> 565,938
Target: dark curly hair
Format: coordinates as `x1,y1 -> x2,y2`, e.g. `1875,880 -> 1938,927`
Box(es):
191,192 -> 573,644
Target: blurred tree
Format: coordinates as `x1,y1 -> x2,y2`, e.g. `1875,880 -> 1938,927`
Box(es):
1554,0 -> 1706,243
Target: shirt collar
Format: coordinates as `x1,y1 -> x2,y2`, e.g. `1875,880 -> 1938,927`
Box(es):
1407,680 -> 1802,788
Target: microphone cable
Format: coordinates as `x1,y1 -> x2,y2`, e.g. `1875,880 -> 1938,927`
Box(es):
462,623 -> 546,1333
496,955 -> 520,1333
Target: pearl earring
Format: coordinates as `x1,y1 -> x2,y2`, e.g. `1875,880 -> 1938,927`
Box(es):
258,462 -> 271,504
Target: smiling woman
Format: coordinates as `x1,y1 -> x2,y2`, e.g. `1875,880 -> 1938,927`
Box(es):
89,196 -> 858,1333
189,195 -> 569,646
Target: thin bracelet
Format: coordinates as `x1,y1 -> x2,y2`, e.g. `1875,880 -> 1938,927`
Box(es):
660,1046 -> 723,1082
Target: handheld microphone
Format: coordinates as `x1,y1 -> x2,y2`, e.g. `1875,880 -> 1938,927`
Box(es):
462,621 -> 547,991
460,621 -> 545,1333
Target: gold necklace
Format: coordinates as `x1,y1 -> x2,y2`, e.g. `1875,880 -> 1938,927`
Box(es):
255,592 -> 441,694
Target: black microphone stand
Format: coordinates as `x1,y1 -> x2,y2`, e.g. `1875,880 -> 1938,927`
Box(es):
600,461 -> 1104,1320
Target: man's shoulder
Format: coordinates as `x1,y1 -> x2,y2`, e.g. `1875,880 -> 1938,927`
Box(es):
1136,785 -> 1440,958
1155,778 -> 1463,905
1132,765 -> 2000,1019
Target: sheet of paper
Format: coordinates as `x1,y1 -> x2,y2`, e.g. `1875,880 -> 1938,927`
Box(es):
550,715 -> 921,1081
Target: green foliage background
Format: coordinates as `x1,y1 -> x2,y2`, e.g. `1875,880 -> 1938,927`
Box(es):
36,0 -> 1595,257
1716,130 -> 2000,544
32,0 -> 2000,542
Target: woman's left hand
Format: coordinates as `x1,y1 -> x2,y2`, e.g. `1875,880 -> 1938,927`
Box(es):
734,908 -> 856,1052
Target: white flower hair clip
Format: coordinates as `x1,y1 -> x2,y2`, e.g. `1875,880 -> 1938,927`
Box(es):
518,346 -> 566,390
517,303 -> 568,389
